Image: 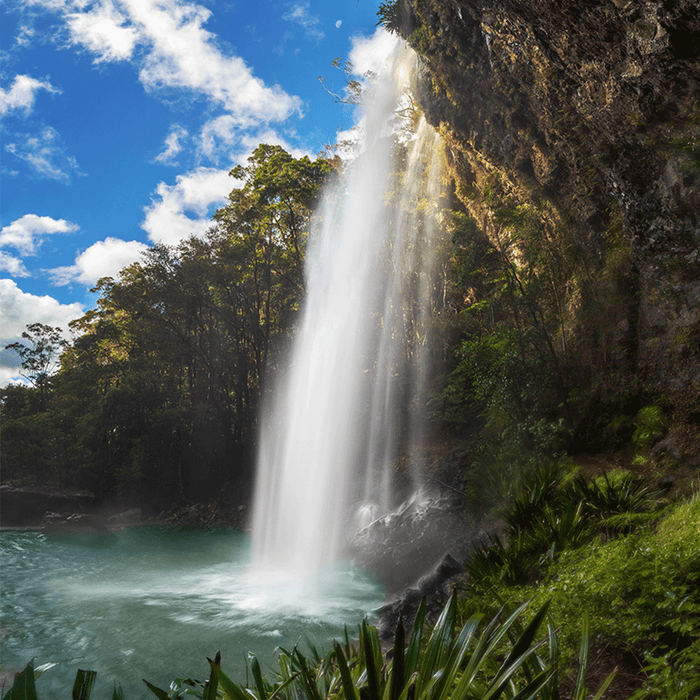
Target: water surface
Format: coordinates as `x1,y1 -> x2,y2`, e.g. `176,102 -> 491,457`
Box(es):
0,526 -> 384,699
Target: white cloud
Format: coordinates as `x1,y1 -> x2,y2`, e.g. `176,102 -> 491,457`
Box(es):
66,0 -> 139,62
49,0 -> 301,126
153,124 -> 189,165
50,236 -> 149,285
0,278 -> 84,386
199,117 -> 310,163
134,0 -> 300,124
349,28 -> 400,78
283,2 -> 325,42
0,252 -> 29,277
0,74 -> 59,118
5,126 -> 84,182
199,115 -> 238,161
0,214 -> 79,256
142,167 -> 235,246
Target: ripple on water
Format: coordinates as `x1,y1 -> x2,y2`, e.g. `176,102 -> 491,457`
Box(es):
1,527 -> 383,700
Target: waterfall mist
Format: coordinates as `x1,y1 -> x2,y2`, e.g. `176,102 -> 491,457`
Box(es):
251,41 -> 445,577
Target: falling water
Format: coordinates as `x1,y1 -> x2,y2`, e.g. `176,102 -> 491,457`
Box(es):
251,41 -> 444,577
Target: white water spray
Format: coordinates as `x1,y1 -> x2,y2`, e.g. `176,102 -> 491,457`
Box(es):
251,41 -> 445,577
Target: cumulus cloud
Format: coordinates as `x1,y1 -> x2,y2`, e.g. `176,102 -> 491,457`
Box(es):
198,116 -> 238,161
153,124 -> 189,165
142,167 -> 235,246
5,126 -> 85,182
0,278 -> 84,386
45,0 -> 301,126
0,252 -> 29,277
283,2 -> 325,42
0,214 -> 79,256
0,74 -> 59,118
50,236 -> 149,285
66,0 -> 139,62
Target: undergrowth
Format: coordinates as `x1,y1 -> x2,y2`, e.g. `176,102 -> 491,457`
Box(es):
460,466 -> 700,700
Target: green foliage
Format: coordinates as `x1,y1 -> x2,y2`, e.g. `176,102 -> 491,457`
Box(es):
467,465 -> 662,587
464,463 -> 700,699
631,405 -> 669,464
433,194 -> 580,510
377,2 -> 403,34
435,325 -> 567,513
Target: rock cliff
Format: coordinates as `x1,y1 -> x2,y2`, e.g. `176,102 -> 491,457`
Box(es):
386,0 -> 700,459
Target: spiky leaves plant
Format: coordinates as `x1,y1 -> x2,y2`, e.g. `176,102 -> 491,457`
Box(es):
143,595 -> 613,700
1,662 -> 120,700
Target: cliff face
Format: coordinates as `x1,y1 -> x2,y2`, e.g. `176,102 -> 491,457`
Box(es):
393,0 -> 700,456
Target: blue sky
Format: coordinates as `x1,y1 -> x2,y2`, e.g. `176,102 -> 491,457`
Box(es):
0,0 -> 398,385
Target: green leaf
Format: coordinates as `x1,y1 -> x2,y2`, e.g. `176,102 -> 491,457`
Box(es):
590,668 -> 617,700
248,655 -> 267,700
432,616 -> 482,700
143,679 -> 173,700
508,670 -> 556,700
360,619 -> 382,700
4,661 -> 38,700
404,598 -> 426,678
501,600 -> 551,672
295,649 -> 322,700
388,617 -> 405,700
335,642 -> 359,700
572,611 -> 590,700
72,669 -> 97,700
214,665 -> 252,700
415,594 -> 457,697
203,655 -> 219,700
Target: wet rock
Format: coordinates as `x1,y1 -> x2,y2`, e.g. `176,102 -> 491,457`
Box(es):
41,512 -> 109,533
40,512 -> 118,545
375,553 -> 464,642
108,508 -> 142,526
398,0 -> 700,430
348,493 -> 491,596
0,485 -> 95,527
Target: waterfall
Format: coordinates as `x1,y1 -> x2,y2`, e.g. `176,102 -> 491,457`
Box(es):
251,40 -> 445,577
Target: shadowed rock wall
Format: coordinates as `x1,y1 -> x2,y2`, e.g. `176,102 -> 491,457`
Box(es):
392,0 -> 700,454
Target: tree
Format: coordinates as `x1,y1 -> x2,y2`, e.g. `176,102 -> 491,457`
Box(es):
49,144 -> 332,503
5,323 -> 68,410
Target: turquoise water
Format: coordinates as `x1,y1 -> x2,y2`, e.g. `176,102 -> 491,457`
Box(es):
0,526 -> 384,699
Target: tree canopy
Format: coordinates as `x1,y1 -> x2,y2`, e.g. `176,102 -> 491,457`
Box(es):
1,145 -> 331,504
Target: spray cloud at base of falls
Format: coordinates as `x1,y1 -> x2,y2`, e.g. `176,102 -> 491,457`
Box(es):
251,39 -> 446,577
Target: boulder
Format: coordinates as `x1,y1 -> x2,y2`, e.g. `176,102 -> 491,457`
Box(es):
348,493 -> 485,595
375,552 -> 465,641
0,485 -> 95,527
41,512 -> 109,533
107,508 -> 142,526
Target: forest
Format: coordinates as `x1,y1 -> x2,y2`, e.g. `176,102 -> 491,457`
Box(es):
2,144 -> 332,509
